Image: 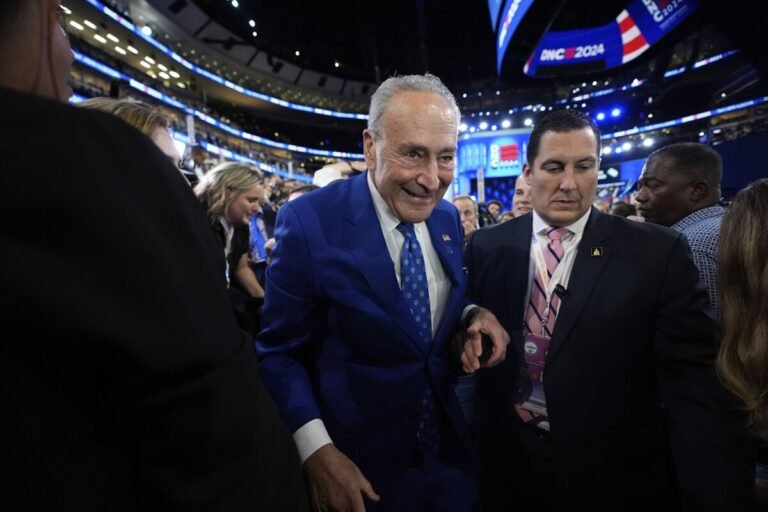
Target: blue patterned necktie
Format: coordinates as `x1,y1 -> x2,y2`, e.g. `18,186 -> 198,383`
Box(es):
397,222 -> 439,455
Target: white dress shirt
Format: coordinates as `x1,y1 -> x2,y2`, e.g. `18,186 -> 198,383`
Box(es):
524,208 -> 592,317
293,173 -> 451,463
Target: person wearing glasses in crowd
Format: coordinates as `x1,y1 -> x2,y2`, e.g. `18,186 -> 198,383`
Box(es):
78,97 -> 197,184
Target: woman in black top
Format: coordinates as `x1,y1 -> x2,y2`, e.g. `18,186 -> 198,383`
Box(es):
195,162 -> 265,333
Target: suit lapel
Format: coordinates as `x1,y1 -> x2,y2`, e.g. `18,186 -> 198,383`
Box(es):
344,174 -> 426,352
547,209 -> 613,363
507,215 -> 534,351
426,212 -> 462,286
426,210 -> 464,348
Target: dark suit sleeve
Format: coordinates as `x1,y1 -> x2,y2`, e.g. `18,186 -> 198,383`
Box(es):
256,202 -> 324,432
1,100 -> 308,511
654,234 -> 754,510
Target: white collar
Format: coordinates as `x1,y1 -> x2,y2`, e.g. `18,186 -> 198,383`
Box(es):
219,217 -> 233,233
531,207 -> 592,237
367,171 -> 413,234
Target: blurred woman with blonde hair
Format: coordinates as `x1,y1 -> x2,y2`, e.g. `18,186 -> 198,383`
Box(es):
195,162 -> 266,333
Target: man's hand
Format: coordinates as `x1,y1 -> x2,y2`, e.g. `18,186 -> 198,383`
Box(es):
304,444 -> 380,512
461,307 -> 510,373
264,237 -> 276,260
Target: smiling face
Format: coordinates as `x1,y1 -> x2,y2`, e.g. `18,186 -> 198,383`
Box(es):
453,197 -> 478,238
512,174 -> 532,217
363,90 -> 458,224
46,2 -> 74,101
524,127 -> 599,227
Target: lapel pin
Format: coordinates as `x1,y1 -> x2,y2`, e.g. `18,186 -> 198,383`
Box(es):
591,247 -> 603,257
442,234 -> 451,242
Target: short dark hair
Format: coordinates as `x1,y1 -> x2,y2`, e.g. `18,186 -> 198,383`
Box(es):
646,142 -> 722,189
487,199 -> 503,209
527,110 -> 601,164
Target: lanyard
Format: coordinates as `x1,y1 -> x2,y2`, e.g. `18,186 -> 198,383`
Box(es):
530,230 -> 582,329
220,218 -> 234,287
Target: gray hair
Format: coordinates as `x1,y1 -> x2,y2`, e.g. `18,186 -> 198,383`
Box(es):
367,73 -> 460,138
453,194 -> 478,213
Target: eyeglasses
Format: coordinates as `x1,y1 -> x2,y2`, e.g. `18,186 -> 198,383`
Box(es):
56,5 -> 69,39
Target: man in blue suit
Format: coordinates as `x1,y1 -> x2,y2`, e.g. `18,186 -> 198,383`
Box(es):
256,74 -> 508,512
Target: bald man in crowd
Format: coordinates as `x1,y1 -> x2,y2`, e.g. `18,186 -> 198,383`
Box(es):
635,142 -> 725,314
453,194 -> 480,244
512,174 -> 533,217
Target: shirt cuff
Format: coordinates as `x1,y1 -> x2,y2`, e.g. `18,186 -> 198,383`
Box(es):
293,418 -> 333,464
462,304 -> 479,324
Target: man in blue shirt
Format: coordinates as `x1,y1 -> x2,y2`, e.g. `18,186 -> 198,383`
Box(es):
635,142 -> 725,315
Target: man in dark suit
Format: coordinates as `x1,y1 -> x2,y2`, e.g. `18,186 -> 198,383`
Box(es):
464,110 -> 753,510
256,74 -> 508,512
0,1 -> 307,509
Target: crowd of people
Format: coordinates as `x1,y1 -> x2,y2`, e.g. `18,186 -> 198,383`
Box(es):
2,1 -> 767,511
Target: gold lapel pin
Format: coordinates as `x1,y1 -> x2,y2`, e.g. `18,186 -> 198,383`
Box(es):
591,247 -> 603,257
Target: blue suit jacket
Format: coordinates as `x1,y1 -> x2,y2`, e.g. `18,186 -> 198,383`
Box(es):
256,173 -> 474,479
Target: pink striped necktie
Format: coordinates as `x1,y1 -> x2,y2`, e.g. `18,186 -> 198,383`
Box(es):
525,226 -> 571,338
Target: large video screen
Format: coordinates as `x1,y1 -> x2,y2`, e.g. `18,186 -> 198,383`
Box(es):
496,0 -> 535,74
524,0 -> 699,77
487,0 -> 504,31
458,129 -> 531,179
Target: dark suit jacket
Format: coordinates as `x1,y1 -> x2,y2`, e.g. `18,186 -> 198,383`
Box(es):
0,87 -> 308,511
467,209 -> 753,510
256,173 -> 474,482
